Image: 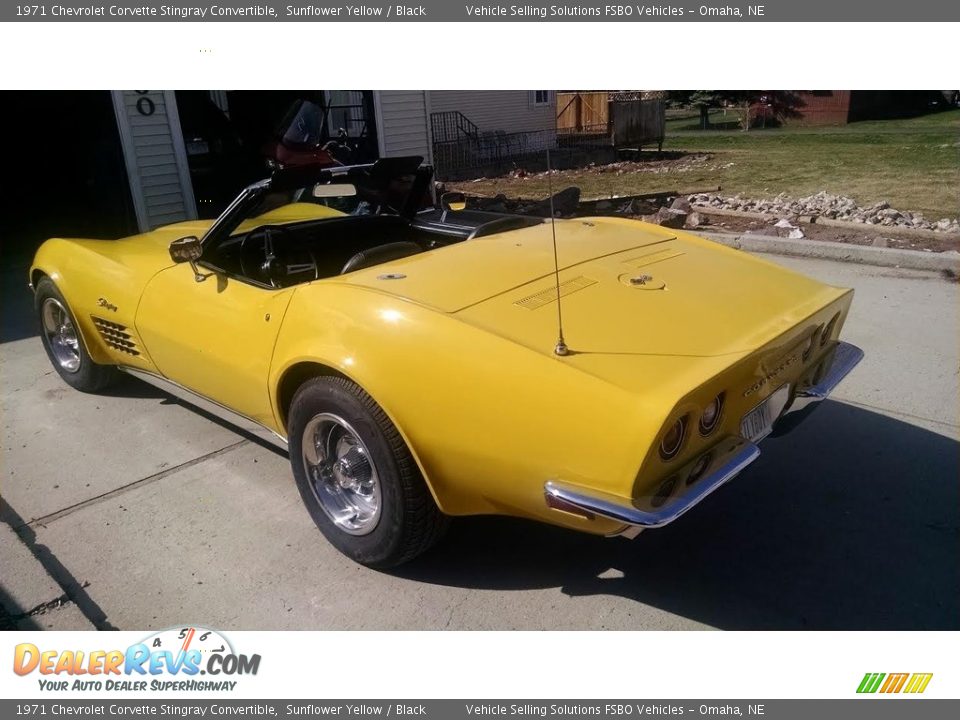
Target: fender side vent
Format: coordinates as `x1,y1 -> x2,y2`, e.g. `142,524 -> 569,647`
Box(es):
515,276 -> 597,310
92,316 -> 141,356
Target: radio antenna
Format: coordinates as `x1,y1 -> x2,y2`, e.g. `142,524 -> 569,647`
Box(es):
546,148 -> 568,356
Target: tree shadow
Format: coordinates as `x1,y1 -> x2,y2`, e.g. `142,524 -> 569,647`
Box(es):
1,252 -> 38,344
397,401 -> 959,630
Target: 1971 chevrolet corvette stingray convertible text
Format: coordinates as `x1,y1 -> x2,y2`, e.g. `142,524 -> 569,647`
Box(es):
30,157 -> 863,567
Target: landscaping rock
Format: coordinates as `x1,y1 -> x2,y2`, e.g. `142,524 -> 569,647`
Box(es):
774,219 -> 805,239
687,190 -> 959,233
648,207 -> 688,228
684,211 -> 705,229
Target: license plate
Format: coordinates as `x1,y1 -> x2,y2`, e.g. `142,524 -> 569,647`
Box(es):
186,140 -> 209,156
740,384 -> 791,442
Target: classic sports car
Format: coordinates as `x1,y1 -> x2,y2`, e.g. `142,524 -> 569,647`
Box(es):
30,156 -> 862,567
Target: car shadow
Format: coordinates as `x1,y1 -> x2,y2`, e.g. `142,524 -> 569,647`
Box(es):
396,401 -> 959,630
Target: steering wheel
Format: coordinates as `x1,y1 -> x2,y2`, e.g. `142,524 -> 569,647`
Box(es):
239,224 -> 319,288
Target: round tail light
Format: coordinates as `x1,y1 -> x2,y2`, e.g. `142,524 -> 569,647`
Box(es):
804,324 -> 823,362
659,417 -> 686,460
698,393 -> 724,436
821,313 -> 840,346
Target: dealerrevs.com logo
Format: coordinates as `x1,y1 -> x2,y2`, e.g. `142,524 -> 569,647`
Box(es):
857,672 -> 933,694
13,626 -> 261,692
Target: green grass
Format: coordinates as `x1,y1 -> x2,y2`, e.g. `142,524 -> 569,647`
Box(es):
456,110 -> 960,220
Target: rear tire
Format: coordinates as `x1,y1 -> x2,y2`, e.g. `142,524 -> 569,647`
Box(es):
35,277 -> 118,393
288,376 -> 447,568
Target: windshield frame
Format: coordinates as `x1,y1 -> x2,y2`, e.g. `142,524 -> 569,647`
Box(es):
199,157 -> 429,254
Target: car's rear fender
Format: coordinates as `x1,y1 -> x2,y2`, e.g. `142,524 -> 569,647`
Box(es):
269,282 -> 650,533
626,288 -> 854,504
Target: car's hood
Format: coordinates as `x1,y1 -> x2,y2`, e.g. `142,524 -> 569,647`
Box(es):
342,217 -> 845,359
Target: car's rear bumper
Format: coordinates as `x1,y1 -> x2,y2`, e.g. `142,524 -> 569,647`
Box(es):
544,341 -> 863,535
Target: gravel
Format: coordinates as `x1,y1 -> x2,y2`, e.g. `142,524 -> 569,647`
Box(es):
687,191 -> 960,233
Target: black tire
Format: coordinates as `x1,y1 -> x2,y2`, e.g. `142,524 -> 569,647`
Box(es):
288,376 -> 448,568
35,277 -> 118,393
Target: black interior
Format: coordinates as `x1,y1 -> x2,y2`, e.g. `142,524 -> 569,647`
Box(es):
205,210 -> 543,289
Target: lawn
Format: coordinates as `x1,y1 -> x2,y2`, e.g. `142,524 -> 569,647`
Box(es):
453,110 -> 960,221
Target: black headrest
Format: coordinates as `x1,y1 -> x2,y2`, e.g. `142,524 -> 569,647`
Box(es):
340,242 -> 422,275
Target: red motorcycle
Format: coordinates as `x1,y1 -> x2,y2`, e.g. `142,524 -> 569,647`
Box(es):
263,100 -> 357,170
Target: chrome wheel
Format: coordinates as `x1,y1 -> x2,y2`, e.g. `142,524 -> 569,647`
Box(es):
301,413 -> 382,536
41,298 -> 81,373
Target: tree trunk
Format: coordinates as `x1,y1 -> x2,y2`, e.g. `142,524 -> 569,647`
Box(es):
699,105 -> 709,129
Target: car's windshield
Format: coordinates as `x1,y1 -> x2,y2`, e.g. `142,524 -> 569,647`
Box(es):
244,176 -> 414,224
208,157 -> 429,243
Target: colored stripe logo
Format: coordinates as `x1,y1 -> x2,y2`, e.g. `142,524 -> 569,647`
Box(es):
857,672 -> 933,694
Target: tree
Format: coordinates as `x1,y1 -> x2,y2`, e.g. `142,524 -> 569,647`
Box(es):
688,91 -> 724,129
671,91 -> 803,130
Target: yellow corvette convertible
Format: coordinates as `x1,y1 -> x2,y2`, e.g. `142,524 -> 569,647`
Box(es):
30,157 -> 862,567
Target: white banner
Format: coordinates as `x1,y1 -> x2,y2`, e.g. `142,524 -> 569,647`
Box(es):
1,630 -> 955,699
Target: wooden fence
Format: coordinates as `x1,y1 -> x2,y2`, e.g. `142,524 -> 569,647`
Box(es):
610,98 -> 666,149
557,92 -> 666,149
556,92 -> 608,134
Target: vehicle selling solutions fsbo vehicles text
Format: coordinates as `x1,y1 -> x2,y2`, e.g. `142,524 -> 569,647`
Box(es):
462,5 -> 764,17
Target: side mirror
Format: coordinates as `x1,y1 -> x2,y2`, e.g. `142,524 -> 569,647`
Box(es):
440,191 -> 466,212
169,236 -> 202,264
169,236 -> 211,283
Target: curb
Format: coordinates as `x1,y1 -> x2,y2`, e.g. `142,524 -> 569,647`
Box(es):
696,231 -> 960,274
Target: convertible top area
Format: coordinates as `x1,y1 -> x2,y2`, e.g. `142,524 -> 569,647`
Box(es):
200,156 -> 546,288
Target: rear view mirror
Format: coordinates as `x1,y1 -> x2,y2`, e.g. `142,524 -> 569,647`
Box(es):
312,183 -> 357,198
169,236 -> 202,263
440,191 -> 466,211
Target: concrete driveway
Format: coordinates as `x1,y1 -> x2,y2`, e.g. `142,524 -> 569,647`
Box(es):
2,253 -> 958,631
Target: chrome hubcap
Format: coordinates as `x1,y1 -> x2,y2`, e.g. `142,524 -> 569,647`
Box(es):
41,298 -> 81,373
301,413 -> 381,535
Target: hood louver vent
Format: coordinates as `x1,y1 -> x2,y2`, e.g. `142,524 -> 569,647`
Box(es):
515,276 -> 597,310
92,317 -> 140,356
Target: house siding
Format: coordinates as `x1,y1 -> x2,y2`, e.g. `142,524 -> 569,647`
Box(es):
430,90 -> 555,134
375,91 -> 432,161
112,91 -> 196,231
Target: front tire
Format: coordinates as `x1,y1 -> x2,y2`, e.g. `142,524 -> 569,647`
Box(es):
35,277 -> 118,393
288,376 -> 447,568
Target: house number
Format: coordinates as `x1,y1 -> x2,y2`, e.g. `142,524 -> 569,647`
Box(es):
135,91 -> 156,116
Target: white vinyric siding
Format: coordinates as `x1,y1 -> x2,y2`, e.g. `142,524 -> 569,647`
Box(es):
374,91 -> 432,162
429,91 -> 556,134
112,91 -> 196,231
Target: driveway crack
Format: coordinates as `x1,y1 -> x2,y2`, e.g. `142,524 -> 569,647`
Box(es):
13,440 -> 249,531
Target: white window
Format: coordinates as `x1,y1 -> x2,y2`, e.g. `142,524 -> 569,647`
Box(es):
532,90 -> 551,106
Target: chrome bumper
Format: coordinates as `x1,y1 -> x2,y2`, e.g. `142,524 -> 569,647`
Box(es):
786,340 -> 864,414
544,341 -> 863,533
